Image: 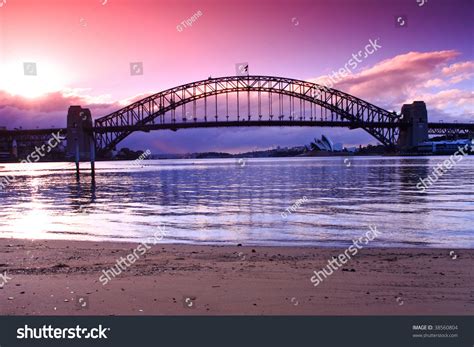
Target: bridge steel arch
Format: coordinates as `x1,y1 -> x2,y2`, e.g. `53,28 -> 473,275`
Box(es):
94,75 -> 402,154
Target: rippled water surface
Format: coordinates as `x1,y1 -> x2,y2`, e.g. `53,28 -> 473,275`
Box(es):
0,157 -> 473,248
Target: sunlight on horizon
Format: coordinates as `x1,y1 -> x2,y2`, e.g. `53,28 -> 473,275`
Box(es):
0,60 -> 70,98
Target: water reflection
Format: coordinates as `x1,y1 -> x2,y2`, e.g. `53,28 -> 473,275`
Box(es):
0,157 -> 473,248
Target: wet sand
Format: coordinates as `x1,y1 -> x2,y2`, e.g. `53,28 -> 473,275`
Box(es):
0,238 -> 472,315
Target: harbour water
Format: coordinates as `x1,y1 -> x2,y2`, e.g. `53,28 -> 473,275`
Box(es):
0,157 -> 473,248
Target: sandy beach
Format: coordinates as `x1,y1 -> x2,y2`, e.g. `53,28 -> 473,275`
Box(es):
0,238 -> 472,315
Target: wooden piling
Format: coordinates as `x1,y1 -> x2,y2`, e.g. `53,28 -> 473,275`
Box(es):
75,139 -> 80,179
90,136 -> 96,183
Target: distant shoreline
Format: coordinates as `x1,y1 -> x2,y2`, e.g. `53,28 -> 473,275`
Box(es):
1,151 -> 472,164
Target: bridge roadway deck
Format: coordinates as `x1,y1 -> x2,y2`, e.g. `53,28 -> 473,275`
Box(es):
0,121 -> 472,136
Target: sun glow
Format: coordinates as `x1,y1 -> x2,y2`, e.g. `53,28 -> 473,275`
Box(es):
0,60 -> 69,98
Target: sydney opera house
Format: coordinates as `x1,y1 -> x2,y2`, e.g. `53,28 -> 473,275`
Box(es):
310,135 -> 342,152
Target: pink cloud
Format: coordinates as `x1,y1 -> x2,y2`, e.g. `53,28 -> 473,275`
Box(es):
442,61 -> 474,76
0,90 -> 121,129
0,90 -> 116,113
421,61 -> 474,87
423,78 -> 445,88
309,50 -> 473,121
406,89 -> 474,119
118,92 -> 155,106
330,50 -> 460,102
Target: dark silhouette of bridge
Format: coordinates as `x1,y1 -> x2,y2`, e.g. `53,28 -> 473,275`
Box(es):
93,75 -> 404,153
1,75 -> 473,161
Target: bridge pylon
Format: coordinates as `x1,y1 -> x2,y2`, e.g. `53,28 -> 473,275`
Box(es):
66,106 -> 96,179
397,101 -> 429,150
66,106 -> 94,160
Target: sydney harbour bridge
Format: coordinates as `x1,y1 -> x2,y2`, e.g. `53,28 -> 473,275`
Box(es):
1,75 -> 473,161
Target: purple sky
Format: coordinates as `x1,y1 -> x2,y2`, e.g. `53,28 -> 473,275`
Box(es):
0,0 -> 473,153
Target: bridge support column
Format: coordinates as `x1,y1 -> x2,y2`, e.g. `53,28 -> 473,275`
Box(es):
397,101 -> 429,150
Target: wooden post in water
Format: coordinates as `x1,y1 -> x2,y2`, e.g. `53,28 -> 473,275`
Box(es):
90,135 -> 96,183
75,139 -> 80,179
